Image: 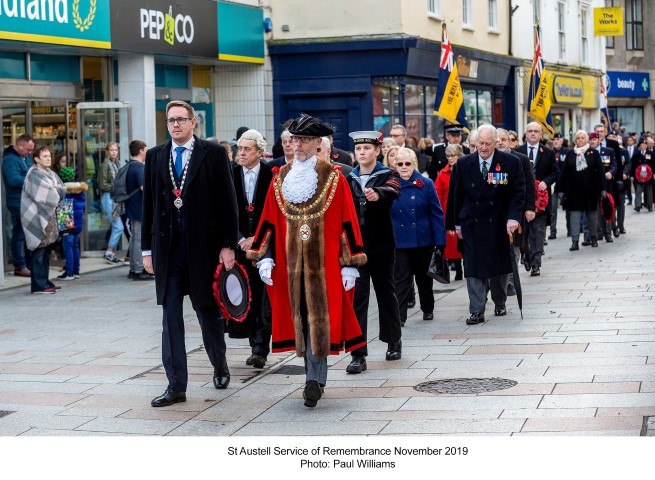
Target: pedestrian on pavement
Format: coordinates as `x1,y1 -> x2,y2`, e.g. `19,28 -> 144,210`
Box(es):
142,100 -> 239,407
425,124 -> 470,181
435,144 -> 465,281
2,133 -> 35,277
447,125 -> 526,325
589,130 -> 618,243
513,122 -> 559,277
549,133 -> 570,239
20,146 -> 67,294
389,124 -> 422,171
124,140 -> 153,281
345,130 -> 402,373
559,130 -> 607,251
98,142 -> 125,264
392,147 -> 445,326
247,114 -> 367,408
231,129 -> 273,369
56,166 -> 87,281
631,139 -> 654,213
383,145 -> 400,170
268,129 -> 294,168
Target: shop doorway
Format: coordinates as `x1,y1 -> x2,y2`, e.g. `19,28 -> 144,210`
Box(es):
76,102 -> 131,252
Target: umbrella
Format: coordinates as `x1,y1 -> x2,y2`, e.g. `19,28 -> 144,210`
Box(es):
509,225 -> 523,319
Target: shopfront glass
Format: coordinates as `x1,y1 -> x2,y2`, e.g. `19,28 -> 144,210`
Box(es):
609,107 -> 643,136
463,89 -> 492,130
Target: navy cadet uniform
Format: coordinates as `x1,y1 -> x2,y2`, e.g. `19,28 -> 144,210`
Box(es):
425,125 -> 471,181
346,131 -> 402,370
448,147 -> 525,323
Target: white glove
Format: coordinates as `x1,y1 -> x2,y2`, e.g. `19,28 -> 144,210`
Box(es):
341,267 -> 359,291
257,258 -> 275,286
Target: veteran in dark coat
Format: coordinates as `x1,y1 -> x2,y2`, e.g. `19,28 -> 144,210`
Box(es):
448,125 -> 525,325
142,100 -> 239,407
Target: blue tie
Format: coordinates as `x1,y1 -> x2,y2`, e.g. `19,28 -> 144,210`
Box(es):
174,146 -> 185,177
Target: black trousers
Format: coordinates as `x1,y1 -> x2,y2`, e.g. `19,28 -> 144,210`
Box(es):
394,247 -> 435,323
161,234 -> 226,392
352,251 -> 401,357
244,258 -> 272,357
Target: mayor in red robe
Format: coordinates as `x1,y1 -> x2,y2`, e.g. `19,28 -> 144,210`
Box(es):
247,114 -> 367,408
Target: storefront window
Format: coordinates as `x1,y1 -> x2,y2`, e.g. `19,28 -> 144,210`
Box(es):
608,107 -> 643,135
464,89 -> 492,129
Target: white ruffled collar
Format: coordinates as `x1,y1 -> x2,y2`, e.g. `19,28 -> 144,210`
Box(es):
282,156 -> 319,204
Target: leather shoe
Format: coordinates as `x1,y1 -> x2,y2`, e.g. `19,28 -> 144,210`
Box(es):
619,228 -> 626,234
570,241 -> 579,251
581,240 -> 591,246
14,267 -> 31,277
303,380 -> 322,408
385,340 -> 402,361
494,304 -> 507,316
132,271 -> 155,281
604,235 -> 613,243
423,312 -> 434,320
250,355 -> 266,369
346,356 -> 367,374
530,266 -> 540,276
591,237 -> 598,247
407,299 -> 416,309
466,313 -> 485,325
612,228 -> 620,238
548,232 -> 556,240
213,361 -> 230,389
151,388 -> 186,407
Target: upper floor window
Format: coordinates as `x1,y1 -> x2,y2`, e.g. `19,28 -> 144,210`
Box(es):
626,0 -> 644,51
488,0 -> 498,30
581,8 -> 589,63
557,2 -> 566,60
428,0 -> 440,17
605,0 -> 615,48
462,0 -> 472,27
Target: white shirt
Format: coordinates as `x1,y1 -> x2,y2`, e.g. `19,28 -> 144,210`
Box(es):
478,153 -> 494,172
242,162 -> 261,204
171,137 -> 194,169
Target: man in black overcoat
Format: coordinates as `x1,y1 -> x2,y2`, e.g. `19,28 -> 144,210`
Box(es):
142,100 -> 239,407
448,125 -> 525,325
231,129 -> 273,368
513,122 -> 558,276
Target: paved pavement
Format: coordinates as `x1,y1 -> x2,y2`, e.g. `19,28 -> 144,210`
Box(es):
1,207 -> 655,439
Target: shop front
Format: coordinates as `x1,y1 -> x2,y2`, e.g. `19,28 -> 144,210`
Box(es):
605,71 -> 651,136
270,38 -> 520,151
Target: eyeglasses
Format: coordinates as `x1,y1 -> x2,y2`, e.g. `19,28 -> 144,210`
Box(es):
395,162 -> 413,167
509,137 -> 517,142
167,117 -> 193,126
290,136 -> 314,144
390,134 -> 403,138
525,129 -> 541,134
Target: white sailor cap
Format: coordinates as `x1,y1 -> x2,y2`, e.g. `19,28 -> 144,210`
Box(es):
349,131 -> 384,145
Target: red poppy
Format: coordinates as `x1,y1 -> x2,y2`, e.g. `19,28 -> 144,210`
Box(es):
495,164 -> 501,171
413,179 -> 424,188
247,204 -> 255,212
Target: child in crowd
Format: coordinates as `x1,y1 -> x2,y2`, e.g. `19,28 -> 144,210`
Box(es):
57,166 -> 87,280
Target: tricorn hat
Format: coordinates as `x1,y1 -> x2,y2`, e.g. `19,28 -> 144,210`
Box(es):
349,131 -> 384,145
286,113 -> 335,137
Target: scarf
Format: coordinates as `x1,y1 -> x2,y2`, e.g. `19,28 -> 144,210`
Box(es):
281,155 -> 319,204
574,144 -> 590,171
20,166 -> 66,250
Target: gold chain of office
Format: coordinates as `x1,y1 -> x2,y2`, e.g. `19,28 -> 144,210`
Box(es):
273,171 -> 339,221
73,0 -> 96,32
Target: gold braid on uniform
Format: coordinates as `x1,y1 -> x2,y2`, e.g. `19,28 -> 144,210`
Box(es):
274,170 -> 339,221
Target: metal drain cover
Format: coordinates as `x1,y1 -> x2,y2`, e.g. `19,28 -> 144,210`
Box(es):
271,365 -> 305,375
0,410 -> 16,419
414,378 -> 517,394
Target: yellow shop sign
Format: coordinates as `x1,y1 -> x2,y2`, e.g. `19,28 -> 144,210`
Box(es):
552,75 -> 584,105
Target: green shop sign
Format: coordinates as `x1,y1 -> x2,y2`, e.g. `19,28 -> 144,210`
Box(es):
0,0 -> 111,49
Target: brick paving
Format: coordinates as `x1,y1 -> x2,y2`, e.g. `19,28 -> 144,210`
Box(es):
0,207 -> 654,436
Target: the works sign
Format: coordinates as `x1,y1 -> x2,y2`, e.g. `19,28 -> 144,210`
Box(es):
0,0 -> 111,48
111,0 -> 218,58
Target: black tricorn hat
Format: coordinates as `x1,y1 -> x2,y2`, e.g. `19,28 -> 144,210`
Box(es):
287,113 -> 335,137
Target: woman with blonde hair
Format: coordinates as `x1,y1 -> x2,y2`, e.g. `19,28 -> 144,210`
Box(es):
383,145 -> 401,170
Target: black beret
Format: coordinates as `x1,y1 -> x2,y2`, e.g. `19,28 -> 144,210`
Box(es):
286,113 -> 335,137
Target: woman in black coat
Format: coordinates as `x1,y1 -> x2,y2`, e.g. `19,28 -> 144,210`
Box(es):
559,130 -> 607,250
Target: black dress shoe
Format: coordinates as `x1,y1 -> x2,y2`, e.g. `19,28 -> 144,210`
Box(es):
213,362 -> 230,389
385,340 -> 402,361
530,266 -> 540,276
548,232 -> 556,240
133,272 -> 155,281
303,380 -> 322,408
569,241 -> 579,251
619,228 -> 626,234
246,355 -> 253,366
466,313 -> 485,325
494,304 -> 507,316
581,240 -> 591,246
151,388 -> 186,407
604,235 -> 613,243
423,312 -> 434,320
346,356 -> 367,374
612,228 -> 620,238
407,299 -> 416,309
250,355 -> 266,369
454,273 -> 463,281
591,237 -> 598,247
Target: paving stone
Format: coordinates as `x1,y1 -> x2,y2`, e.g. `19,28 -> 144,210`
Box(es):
522,416 -> 644,433
465,344 -> 588,355
499,408 -> 597,419
57,407 -> 130,417
74,417 -> 182,435
540,393 -> 655,409
166,420 -> 249,436
118,409 -> 199,422
401,395 -> 543,410
233,420 -> 388,436
0,392 -> 88,406
380,418 -> 525,435
552,382 -> 641,395
0,412 -> 92,430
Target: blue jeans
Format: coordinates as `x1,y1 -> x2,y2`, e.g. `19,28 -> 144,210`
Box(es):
101,192 -> 123,249
8,205 -> 30,270
62,233 -> 81,275
31,246 -> 51,292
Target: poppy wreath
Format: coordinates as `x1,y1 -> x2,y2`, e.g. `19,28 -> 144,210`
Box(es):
635,164 -> 653,183
600,192 -> 615,222
213,261 -> 251,323
534,180 -> 549,212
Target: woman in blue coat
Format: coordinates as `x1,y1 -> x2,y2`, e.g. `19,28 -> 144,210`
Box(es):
392,148 -> 446,325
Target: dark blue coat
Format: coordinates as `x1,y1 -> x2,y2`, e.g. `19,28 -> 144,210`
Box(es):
391,171 -> 445,249
451,149 -> 526,278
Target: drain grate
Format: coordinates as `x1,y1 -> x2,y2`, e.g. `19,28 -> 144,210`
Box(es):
271,365 -> 305,375
414,378 -> 518,394
0,410 -> 16,419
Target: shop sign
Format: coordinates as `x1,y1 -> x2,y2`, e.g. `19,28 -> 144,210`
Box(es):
110,0 -> 218,58
0,0 -> 111,49
456,55 -> 478,80
593,7 -> 624,37
606,71 -> 650,98
552,75 -> 584,105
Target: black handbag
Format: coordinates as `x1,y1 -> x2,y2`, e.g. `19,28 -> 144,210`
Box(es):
427,247 -> 450,284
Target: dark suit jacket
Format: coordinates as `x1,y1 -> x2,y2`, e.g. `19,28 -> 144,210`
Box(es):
268,156 -> 290,168
142,136 -> 239,306
510,150 -> 536,214
450,149 -> 526,278
330,147 -> 353,167
513,143 -> 559,217
426,143 -> 470,180
231,160 -> 273,240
